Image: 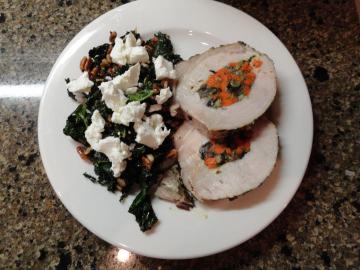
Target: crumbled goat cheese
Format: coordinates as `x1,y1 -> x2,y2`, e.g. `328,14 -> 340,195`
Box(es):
99,81 -> 128,112
153,55 -> 177,80
134,114 -> 170,149
110,32 -> 149,65
155,87 -> 173,104
67,72 -> 94,102
85,110 -> 131,177
125,87 -> 138,94
112,62 -> 141,90
99,63 -> 141,111
84,110 -> 105,147
96,137 -> 131,177
111,101 -> 146,126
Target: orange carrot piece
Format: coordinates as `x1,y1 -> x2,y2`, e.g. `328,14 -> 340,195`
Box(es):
204,157 -> 218,168
243,86 -> 251,96
213,144 -> 226,154
252,59 -> 263,68
241,62 -> 251,72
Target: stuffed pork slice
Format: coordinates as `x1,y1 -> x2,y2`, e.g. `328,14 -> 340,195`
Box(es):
175,42 -> 276,131
174,117 -> 278,200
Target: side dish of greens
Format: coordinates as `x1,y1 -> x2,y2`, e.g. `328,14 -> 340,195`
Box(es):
63,31 -> 183,231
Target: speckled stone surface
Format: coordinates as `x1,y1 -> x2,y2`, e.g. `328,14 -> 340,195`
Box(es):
0,0 -> 359,269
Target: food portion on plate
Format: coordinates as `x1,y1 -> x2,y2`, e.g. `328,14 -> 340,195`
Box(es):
175,42 -> 277,132
63,30 -> 278,232
174,42 -> 278,200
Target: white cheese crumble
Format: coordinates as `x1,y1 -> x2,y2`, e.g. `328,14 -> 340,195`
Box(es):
155,87 -> 173,104
95,137 -> 131,177
134,114 -> 170,149
110,32 -> 149,65
99,63 -> 141,111
111,101 -> 146,126
125,87 -> 138,94
99,81 -> 128,112
113,63 -> 141,90
85,110 -> 131,177
66,72 -> 94,102
153,55 -> 177,80
84,110 -> 105,147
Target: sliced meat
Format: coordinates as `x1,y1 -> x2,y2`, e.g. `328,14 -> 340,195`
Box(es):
175,42 -> 277,131
155,164 -> 195,209
174,118 -> 278,200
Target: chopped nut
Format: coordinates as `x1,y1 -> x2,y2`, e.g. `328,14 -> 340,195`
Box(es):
146,154 -> 155,162
109,31 -> 117,43
80,56 -> 87,71
76,146 -> 89,160
161,79 -> 171,88
166,149 -> 177,159
100,58 -> 109,67
170,103 -> 180,117
106,53 -> 112,63
90,66 -> 99,77
84,57 -> 93,71
106,44 -> 112,54
117,178 -> 126,187
149,104 -> 162,112
142,155 -> 153,170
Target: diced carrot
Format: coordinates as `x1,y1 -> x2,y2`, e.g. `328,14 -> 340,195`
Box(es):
244,142 -> 251,151
246,72 -> 256,80
252,59 -> 263,68
204,157 -> 218,168
241,62 -> 251,72
235,146 -> 243,155
243,86 -> 251,96
244,73 -> 256,85
213,144 -> 226,154
222,97 -> 237,106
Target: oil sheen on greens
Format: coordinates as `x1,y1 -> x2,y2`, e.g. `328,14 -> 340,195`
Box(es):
63,32 -> 182,231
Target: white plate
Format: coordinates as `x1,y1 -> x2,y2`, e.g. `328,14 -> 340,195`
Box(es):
38,0 -> 313,259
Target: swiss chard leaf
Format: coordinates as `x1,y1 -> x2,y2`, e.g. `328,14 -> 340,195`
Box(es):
127,89 -> 153,102
63,104 -> 91,145
128,186 -> 158,232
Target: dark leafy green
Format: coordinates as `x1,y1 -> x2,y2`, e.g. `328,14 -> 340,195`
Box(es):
64,30 -> 184,232
63,104 -> 91,145
89,43 -> 110,65
152,32 -> 182,64
83,172 -> 97,183
88,151 -> 117,192
128,185 -> 158,232
127,89 -> 153,102
85,86 -> 112,118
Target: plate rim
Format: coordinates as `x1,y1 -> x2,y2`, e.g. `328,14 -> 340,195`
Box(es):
38,0 -> 313,259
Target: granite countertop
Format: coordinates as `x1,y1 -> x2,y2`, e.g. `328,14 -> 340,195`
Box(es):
0,0 -> 359,269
